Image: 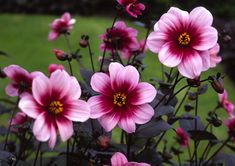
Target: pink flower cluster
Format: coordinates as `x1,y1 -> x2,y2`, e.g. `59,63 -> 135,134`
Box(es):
117,0 -> 145,18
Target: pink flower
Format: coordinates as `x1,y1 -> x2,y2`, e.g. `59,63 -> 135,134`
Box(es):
117,0 -> 145,18
48,12 -> 76,41
218,90 -> 234,117
100,21 -> 139,60
147,7 -> 218,79
19,70 -> 90,149
88,62 -> 156,133
111,152 -> 150,166
225,117 -> 235,142
10,112 -> 30,133
48,64 -> 64,74
3,65 -> 42,97
175,127 -> 189,148
209,43 -> 222,68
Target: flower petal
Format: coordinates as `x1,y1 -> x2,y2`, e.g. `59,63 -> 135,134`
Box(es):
3,65 -> 29,81
64,100 -> 90,122
5,83 -> 18,97
200,51 -> 211,71
48,31 -> 59,41
90,72 -> 113,96
118,115 -> 136,133
147,31 -> 168,53
111,152 -> 128,166
56,116 -> 73,142
190,7 -> 213,27
98,111 -> 120,132
88,95 -> 114,119
158,42 -> 183,67
33,112 -> 50,142
178,50 -> 203,79
66,76 -> 81,100
48,122 -> 57,149
128,83 -> 157,105
18,93 -> 42,118
132,104 -> 154,124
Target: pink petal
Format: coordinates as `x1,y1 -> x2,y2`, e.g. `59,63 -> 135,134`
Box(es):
200,51 -> 211,71
50,70 -> 71,99
125,162 -> 150,166
5,84 -> 18,97
48,123 -> 57,149
88,95 -> 114,119
210,54 -> 221,68
218,90 -> 228,103
63,100 -> 90,122
111,152 -> 128,166
192,27 -> 218,51
98,111 -> 120,132
90,72 -> 113,96
56,116 -> 73,142
18,93 -> 42,118
65,76 -> 81,100
189,7 -> 213,27
61,12 -> 71,22
158,13 -> 182,33
109,62 -> 124,84
129,83 -> 156,105
147,31 -> 167,53
167,7 -> 189,27
118,116 -> 136,133
158,42 -> 183,67
3,65 -> 29,80
132,104 -> 154,124
48,31 -> 59,41
178,50 -> 203,79
114,21 -> 127,29
32,74 -> 51,106
33,112 -> 50,142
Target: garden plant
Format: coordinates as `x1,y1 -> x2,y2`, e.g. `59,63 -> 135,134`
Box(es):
0,0 -> 235,165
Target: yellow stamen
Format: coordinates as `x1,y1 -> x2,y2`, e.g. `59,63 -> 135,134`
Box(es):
113,93 -> 127,107
178,32 -> 191,46
49,101 -> 63,114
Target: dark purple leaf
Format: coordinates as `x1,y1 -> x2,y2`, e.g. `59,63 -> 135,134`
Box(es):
155,105 -> 174,117
188,130 -> 217,141
135,149 -> 162,165
197,84 -> 208,95
179,113 -> 204,132
0,151 -> 16,164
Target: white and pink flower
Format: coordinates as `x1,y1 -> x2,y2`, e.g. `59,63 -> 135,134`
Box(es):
117,0 -> 145,18
218,90 -> 234,117
19,70 -> 90,149
175,127 -> 189,148
88,62 -> 156,133
111,152 -> 150,166
48,12 -> 76,41
3,65 -> 42,97
10,112 -> 30,133
147,7 -> 218,79
100,21 -> 139,60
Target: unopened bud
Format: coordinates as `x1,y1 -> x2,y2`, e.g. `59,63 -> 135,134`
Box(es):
96,135 -> 110,150
79,35 -> 89,48
0,68 -> 6,78
208,74 -> 224,94
52,49 -> 68,61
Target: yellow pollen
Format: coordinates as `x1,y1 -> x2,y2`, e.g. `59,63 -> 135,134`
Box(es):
49,101 -> 63,114
178,32 -> 190,45
113,93 -> 127,107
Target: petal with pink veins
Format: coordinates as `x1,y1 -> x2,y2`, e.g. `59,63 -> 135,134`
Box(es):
64,100 -> 90,122
118,115 -> 136,133
132,104 -> 154,124
3,65 -> 29,81
147,31 -> 168,53
33,112 -> 50,142
158,13 -> 181,33
61,12 -> 71,22
48,31 -> 59,41
66,76 -> 81,100
111,152 -> 128,166
167,7 -> 189,28
200,51 -> 211,71
189,7 -> 213,27
88,96 -> 114,119
56,116 -> 73,142
158,42 -> 183,67
19,93 -> 42,118
178,50 -> 203,79
48,122 -> 57,149
90,73 -> 113,96
5,84 -> 18,97
98,111 -> 120,132
128,83 -> 156,105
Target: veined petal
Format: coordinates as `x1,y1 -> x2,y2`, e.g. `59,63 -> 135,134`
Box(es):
111,152 -> 128,166
3,65 -> 29,81
64,100 -> 90,122
33,112 -> 50,142
90,72 -> 113,96
147,31 -> 168,53
109,62 -> 124,86
189,7 -> 213,27
132,104 -> 154,124
158,42 -> 183,67
19,93 -> 42,118
118,116 -> 136,133
56,116 -> 73,142
128,83 -> 156,105
98,111 -> 120,132
200,51 -> 211,71
88,95 -> 114,119
178,50 -> 203,79
48,31 -> 59,41
167,7 -> 189,28
5,84 -> 18,97
48,122 -> 57,149
66,76 -> 81,100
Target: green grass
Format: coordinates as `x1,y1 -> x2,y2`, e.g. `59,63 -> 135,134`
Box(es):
0,14 -> 235,158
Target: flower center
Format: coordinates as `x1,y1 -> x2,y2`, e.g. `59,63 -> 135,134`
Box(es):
113,93 -> 127,107
49,101 -> 63,114
178,32 -> 190,46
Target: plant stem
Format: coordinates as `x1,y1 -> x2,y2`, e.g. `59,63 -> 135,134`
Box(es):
87,42 -> 95,72
194,93 -> 199,166
153,131 -> 166,149
199,142 -> 211,166
126,134 -> 132,160
67,60 -> 73,76
33,142 -> 41,166
174,87 -> 191,116
66,140 -> 70,166
64,34 -> 73,53
188,145 -> 192,164
177,154 -> 182,166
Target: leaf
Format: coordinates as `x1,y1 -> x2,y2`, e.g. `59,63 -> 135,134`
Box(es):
134,149 -> 162,165
188,130 -> 217,141
179,113 -> 204,132
155,105 -> 174,117
136,119 -> 171,138
80,68 -> 94,85
213,153 -> 235,166
197,84 -> 208,95
0,151 -> 16,164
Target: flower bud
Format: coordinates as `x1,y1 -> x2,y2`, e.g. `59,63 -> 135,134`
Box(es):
96,135 -> 110,150
0,67 -> 6,78
79,35 -> 89,48
52,49 -> 68,61
209,74 -> 224,94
